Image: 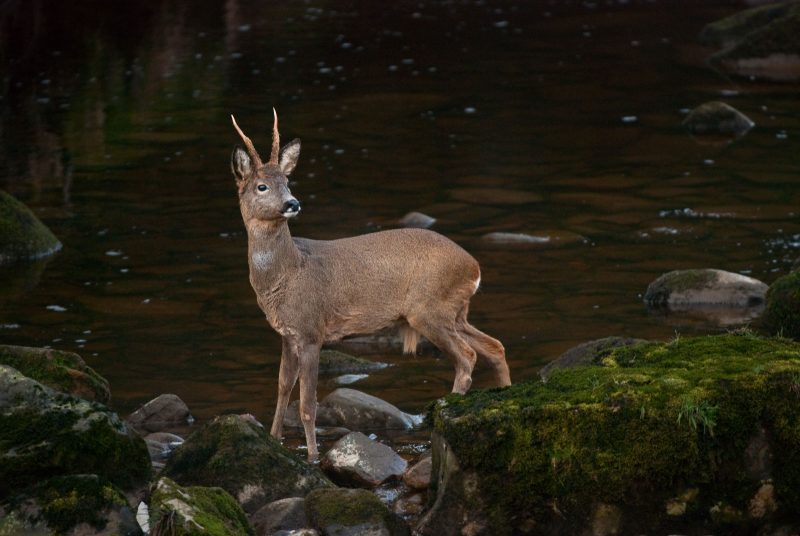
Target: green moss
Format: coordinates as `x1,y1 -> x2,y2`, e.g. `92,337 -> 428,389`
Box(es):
0,190 -> 61,264
763,271 -> 800,340
32,474 -> 127,533
150,477 -> 252,536
0,345 -> 111,403
430,333 -> 800,533
304,488 -> 409,536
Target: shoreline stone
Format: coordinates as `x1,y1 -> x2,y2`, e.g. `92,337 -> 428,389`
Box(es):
644,268 -> 768,308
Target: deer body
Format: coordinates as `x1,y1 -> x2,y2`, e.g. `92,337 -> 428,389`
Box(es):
231,112 -> 511,460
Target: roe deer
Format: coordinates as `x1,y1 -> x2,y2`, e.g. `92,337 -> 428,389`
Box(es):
230,111 -> 511,461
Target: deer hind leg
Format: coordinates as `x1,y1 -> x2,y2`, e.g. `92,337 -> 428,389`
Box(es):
409,315 -> 477,394
270,338 -> 300,439
296,341 -> 322,462
458,323 -> 512,387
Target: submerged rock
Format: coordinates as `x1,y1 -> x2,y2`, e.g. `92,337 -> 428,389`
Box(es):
127,393 -> 193,434
149,477 -> 252,536
250,497 -> 307,536
681,101 -> 755,137
285,388 -> 423,431
0,365 -> 150,498
539,336 -> 648,381
644,268 -> 767,308
321,432 -> 408,488
304,488 -> 410,536
421,333 -> 800,535
162,414 -> 332,513
318,349 -> 388,375
0,344 -> 111,403
399,211 -> 436,229
762,271 -> 800,339
0,190 -> 61,265
480,230 -> 587,248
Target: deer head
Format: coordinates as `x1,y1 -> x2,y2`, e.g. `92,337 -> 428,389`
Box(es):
231,109 -> 302,223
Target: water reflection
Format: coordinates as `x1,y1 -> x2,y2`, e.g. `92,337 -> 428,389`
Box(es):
1,0 -> 799,425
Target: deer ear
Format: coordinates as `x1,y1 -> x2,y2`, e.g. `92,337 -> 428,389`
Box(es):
279,139 -> 301,175
231,146 -> 253,182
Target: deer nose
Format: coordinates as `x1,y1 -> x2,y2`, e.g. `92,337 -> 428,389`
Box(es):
281,199 -> 301,216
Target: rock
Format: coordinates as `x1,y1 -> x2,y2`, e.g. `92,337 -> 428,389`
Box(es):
762,271 -> 800,339
644,268 -> 768,308
665,488 -> 700,517
538,337 -> 648,382
590,503 -> 623,536
127,393 -> 192,434
0,344 -> 111,403
393,493 -> 426,517
285,389 -> 422,431
335,374 -> 369,385
399,212 -> 436,229
149,477 -> 252,536
748,482 -> 778,518
420,333 -> 800,535
321,432 -> 408,488
318,349 -> 388,375
402,452 -> 432,490
0,190 -> 62,264
330,327 -> 434,356
702,2 -> 800,81
479,230 -> 587,248
250,497 -> 307,535
681,101 -> 755,137
1,474 -> 140,535
0,365 -> 150,498
162,414 -> 332,513
304,488 -> 410,536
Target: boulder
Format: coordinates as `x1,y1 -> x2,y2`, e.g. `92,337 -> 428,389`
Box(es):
0,190 -> 61,264
420,333 -> 800,535
162,414 -> 332,513
681,101 -> 755,137
1,474 -> 139,535
0,344 -> 111,403
318,349 -> 388,375
127,393 -> 192,434
284,389 -> 423,431
148,477 -> 252,536
399,212 -> 436,229
644,268 -> 767,308
762,271 -> 800,339
539,337 -> 647,381
304,488 -> 409,536
321,432 -> 408,488
0,365 -> 150,498
250,497 -> 307,535
402,452 -> 432,490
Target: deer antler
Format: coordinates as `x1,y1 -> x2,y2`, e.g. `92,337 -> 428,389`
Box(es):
231,115 -> 263,168
269,107 -> 280,166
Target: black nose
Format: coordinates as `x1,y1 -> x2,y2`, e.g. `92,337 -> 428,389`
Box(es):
282,199 -> 301,213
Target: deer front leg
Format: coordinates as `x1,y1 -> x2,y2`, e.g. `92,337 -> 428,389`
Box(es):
270,338 -> 300,439
296,340 -> 322,462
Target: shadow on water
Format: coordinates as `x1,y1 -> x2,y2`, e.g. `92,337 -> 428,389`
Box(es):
1,0 -> 799,423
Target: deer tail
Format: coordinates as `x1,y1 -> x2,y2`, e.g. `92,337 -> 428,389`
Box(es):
400,325 -> 419,355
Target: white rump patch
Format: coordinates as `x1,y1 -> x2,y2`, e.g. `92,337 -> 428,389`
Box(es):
474,275 -> 481,293
251,251 -> 274,270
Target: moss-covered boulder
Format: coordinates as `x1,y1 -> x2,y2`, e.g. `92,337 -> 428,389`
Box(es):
763,271 -> 800,340
421,333 -> 800,535
2,474 -> 139,535
304,488 -> 410,536
0,345 -> 111,403
149,477 -> 252,536
318,349 -> 388,375
681,101 -> 755,138
0,365 -> 150,498
701,2 -> 800,81
539,336 -> 647,381
0,190 -> 61,265
162,414 -> 332,514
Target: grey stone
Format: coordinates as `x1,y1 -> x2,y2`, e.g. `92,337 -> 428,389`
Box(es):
251,497 -> 307,535
644,269 -> 768,308
399,211 -> 436,229
539,337 -> 647,381
319,349 -> 388,375
127,393 -> 192,434
285,389 -> 422,431
682,101 -> 755,137
304,488 -> 409,536
321,432 -> 408,488
402,452 -> 432,490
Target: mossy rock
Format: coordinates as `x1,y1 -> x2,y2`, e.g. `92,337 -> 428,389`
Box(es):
0,365 -> 150,499
644,269 -> 767,308
539,336 -> 647,381
699,2 -> 798,47
763,271 -> 800,340
0,345 -> 110,403
2,474 -> 138,535
304,488 -> 410,536
423,333 -> 800,535
681,101 -> 754,137
162,414 -> 332,514
0,190 -> 61,265
319,349 -> 388,375
149,477 -> 252,536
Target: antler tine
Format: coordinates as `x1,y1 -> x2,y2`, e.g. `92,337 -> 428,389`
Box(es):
269,107 -> 280,166
231,115 -> 263,167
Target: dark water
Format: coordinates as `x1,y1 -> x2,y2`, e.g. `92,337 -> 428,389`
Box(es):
1,0 -> 799,425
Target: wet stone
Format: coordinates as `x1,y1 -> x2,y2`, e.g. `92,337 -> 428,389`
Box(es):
304,488 -> 410,536
127,393 -> 193,434
250,497 -> 307,536
402,452 -> 432,490
399,211 -> 436,229
480,230 -> 587,248
321,431 -> 408,488
319,349 -> 388,375
682,101 -> 755,137
0,190 -> 62,264
644,269 -> 768,308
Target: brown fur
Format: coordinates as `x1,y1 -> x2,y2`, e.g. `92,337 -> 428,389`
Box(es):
230,114 -> 512,461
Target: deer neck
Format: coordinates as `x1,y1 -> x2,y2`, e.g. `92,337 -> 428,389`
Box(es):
245,219 -> 302,293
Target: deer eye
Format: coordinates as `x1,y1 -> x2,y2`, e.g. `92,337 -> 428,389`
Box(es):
257,184 -> 269,192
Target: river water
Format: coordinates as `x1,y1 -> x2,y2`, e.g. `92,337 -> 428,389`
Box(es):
1,0 -> 799,425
